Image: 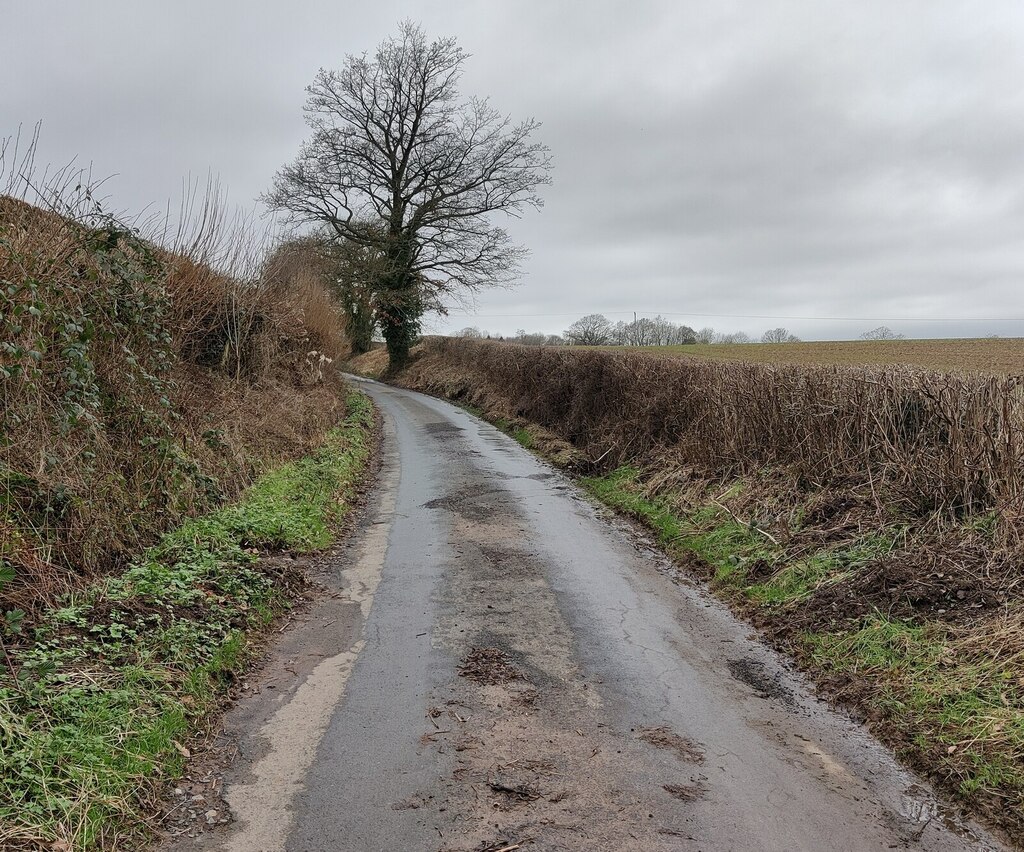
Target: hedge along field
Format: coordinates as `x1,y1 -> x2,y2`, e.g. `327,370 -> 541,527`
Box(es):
392,336 -> 1024,844
402,338 -> 1024,525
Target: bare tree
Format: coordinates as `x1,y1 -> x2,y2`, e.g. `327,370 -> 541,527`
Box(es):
264,22 -> 552,369
564,313 -> 613,345
860,325 -> 904,340
667,321 -> 697,345
510,329 -> 548,345
694,327 -> 716,344
761,326 -> 800,343
715,331 -> 752,344
626,317 -> 658,346
606,315 -> 694,347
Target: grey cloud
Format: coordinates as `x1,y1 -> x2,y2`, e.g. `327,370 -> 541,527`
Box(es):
4,0 -> 1024,340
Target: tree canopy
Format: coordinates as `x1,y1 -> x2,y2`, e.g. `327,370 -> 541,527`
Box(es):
761,327 -> 800,343
860,326 -> 905,340
265,22 -> 552,369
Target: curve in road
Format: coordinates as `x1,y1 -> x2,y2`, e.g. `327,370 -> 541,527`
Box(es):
182,378 -> 1006,852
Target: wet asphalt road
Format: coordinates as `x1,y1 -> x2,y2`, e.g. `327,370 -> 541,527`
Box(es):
200,378 -> 1007,851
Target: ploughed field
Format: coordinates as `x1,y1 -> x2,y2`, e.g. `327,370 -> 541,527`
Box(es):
626,338 -> 1024,374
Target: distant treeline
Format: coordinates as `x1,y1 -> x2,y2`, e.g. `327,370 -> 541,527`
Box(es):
457,314 -> 731,347
457,314 -> 907,346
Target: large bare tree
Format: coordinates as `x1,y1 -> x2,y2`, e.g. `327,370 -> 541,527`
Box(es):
264,22 -> 552,369
761,326 -> 800,343
564,313 -> 613,346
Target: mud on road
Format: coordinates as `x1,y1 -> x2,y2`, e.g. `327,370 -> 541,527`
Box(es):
159,378 -> 1008,852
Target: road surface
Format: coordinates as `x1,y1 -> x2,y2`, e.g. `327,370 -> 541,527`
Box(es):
170,377 -> 1006,851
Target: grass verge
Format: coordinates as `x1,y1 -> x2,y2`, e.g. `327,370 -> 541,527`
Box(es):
0,390 -> 374,852
807,613 -> 1024,808
580,465 -> 1024,842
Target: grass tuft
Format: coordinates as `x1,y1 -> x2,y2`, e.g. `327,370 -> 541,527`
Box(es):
582,466 -> 683,548
747,533 -> 899,606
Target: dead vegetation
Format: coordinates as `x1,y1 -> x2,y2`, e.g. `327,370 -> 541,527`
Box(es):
0,182 -> 349,612
459,647 -> 525,685
637,726 -> 705,764
398,337 -> 1024,534
661,783 -> 705,802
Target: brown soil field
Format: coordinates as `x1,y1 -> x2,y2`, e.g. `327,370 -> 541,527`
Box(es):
626,338 -> 1024,374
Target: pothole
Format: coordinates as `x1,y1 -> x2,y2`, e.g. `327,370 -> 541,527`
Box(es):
726,657 -> 796,706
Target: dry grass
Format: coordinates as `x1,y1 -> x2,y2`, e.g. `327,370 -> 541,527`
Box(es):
626,338 -> 1024,375
346,345 -> 390,378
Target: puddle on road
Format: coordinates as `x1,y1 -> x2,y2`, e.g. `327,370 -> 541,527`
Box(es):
423,421 -> 464,436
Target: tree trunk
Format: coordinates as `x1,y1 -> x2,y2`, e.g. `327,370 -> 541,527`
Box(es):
382,315 -> 412,372
380,238 -> 420,373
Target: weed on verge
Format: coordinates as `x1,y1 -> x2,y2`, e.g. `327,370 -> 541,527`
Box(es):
0,391 -> 373,851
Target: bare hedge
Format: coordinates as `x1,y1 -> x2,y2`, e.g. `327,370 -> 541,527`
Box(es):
404,338 -> 1024,527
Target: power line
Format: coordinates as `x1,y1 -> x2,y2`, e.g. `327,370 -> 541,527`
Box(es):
442,310 -> 1024,323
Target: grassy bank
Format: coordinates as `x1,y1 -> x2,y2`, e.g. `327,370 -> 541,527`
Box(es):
1,194 -> 350,614
365,338 -> 1024,846
0,392 -> 373,851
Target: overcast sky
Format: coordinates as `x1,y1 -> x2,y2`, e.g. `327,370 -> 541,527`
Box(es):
4,1 -> 1024,340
